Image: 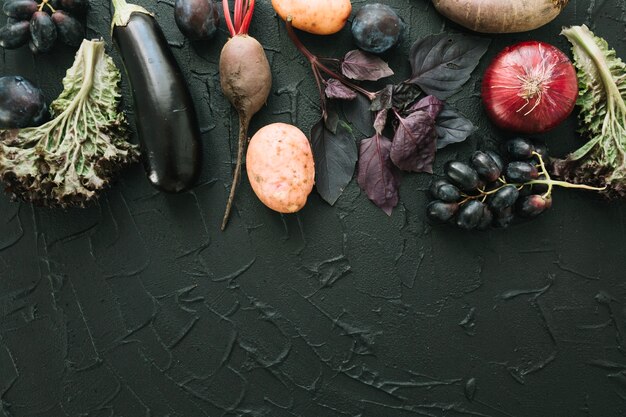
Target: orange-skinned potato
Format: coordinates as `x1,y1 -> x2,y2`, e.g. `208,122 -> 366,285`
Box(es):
432,0 -> 569,33
246,123 -> 315,214
272,0 -> 352,35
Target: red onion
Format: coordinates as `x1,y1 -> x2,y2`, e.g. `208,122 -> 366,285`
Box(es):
481,41 -> 578,134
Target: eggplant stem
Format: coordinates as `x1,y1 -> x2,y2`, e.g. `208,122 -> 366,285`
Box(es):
111,0 -> 152,29
221,115 -> 250,231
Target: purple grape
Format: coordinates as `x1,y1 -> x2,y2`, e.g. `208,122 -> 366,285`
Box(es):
471,151 -> 502,183
0,20 -> 30,49
489,185 -> 519,211
518,194 -> 550,218
51,10 -> 83,47
426,200 -> 459,223
30,11 -> 57,53
444,161 -> 480,192
456,200 -> 485,230
59,0 -> 89,14
3,0 -> 38,19
505,161 -> 539,183
430,179 -> 461,203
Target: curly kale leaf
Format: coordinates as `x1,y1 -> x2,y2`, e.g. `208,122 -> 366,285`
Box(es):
0,39 -> 139,207
552,25 -> 626,198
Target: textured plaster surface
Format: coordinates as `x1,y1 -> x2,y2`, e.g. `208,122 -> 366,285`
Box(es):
1,0 -> 626,416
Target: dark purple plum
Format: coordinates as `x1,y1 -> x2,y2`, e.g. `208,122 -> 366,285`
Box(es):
0,20 -> 30,49
51,10 -> 83,46
30,11 -> 57,53
0,76 -> 49,128
351,3 -> 404,54
174,0 -> 219,41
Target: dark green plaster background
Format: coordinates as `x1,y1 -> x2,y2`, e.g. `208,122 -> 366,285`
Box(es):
1,1 -> 626,416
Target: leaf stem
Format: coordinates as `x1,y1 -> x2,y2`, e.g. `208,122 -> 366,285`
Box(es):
284,18 -> 376,102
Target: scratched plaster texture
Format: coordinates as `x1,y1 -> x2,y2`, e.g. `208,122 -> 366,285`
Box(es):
1,0 -> 626,416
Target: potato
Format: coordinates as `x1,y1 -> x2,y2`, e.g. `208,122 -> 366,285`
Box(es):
246,123 -> 315,213
272,0 -> 352,35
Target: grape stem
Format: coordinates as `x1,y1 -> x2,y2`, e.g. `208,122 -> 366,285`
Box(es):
460,152 -> 605,203
38,0 -> 56,12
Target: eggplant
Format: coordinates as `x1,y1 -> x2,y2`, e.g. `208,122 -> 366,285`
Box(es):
111,0 -> 201,193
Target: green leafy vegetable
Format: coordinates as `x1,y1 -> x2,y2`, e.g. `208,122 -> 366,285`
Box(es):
0,39 -> 139,207
552,25 -> 626,197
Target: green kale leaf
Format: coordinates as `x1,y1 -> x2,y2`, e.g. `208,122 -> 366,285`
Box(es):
0,39 -> 139,207
552,25 -> 626,198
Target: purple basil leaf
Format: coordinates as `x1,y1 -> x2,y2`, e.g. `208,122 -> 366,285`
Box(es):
357,133 -> 400,216
408,33 -> 490,99
370,85 -> 394,111
436,106 -> 477,149
374,109 -> 388,135
325,78 -> 358,100
342,94 -> 375,138
407,95 -> 444,120
341,49 -> 394,81
392,83 -> 423,112
324,105 -> 340,133
311,119 -> 358,205
390,111 -> 437,173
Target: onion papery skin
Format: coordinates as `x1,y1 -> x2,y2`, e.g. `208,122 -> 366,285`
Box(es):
481,41 -> 578,134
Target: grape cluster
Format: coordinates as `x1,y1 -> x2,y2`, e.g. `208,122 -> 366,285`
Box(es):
427,138 -> 557,230
0,0 -> 86,54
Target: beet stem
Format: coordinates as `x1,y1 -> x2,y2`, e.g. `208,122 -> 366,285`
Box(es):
240,0 -> 255,34
234,0 -> 243,32
221,115 -> 250,231
223,0 -> 236,37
